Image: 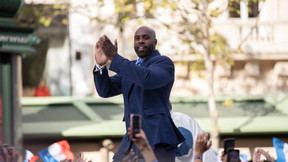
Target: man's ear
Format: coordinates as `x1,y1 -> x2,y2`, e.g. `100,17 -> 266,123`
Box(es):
154,39 -> 158,46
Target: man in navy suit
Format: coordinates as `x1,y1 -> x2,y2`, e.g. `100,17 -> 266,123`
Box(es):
93,26 -> 184,162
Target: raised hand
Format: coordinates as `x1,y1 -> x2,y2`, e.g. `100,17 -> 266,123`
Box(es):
94,40 -> 108,66
253,148 -> 274,162
122,149 -> 138,162
98,35 -> 118,60
194,133 -> 212,157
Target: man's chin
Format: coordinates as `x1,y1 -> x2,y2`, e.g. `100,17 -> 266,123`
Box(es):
136,52 -> 146,58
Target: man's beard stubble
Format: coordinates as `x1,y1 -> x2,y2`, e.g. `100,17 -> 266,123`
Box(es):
135,44 -> 155,58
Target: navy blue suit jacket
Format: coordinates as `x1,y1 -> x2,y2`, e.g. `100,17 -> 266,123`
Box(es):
93,50 -> 184,154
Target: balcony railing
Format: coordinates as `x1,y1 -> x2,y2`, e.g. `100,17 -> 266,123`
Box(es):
214,20 -> 288,55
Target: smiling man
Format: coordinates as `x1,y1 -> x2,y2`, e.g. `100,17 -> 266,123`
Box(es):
93,26 -> 184,162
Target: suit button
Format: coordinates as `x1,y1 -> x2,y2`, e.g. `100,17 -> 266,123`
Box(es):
129,98 -> 131,102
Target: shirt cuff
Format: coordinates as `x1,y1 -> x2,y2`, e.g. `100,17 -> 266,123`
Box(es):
94,63 -> 106,75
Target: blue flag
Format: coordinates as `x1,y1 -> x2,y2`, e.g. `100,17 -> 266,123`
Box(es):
273,137 -> 288,162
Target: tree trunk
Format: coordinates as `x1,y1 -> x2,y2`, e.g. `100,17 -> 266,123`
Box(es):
203,51 -> 220,151
202,0 -> 220,151
207,64 -> 219,151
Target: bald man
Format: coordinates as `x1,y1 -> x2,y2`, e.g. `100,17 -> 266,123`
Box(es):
93,26 -> 184,162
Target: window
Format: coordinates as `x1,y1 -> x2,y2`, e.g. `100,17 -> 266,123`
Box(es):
229,0 -> 259,18
248,0 -> 259,17
229,0 -> 241,18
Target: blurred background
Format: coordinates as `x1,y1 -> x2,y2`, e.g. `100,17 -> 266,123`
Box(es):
0,0 -> 288,161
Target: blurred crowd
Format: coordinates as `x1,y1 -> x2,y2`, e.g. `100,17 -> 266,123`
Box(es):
2,109 -> 287,162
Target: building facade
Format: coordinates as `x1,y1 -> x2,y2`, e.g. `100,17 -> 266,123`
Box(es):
21,0 -> 288,98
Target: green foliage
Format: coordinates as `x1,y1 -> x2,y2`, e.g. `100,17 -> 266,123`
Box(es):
211,32 -> 235,66
210,8 -> 222,17
190,57 -> 205,71
15,4 -> 68,27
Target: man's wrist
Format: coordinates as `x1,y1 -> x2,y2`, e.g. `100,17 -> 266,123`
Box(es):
94,63 -> 106,75
96,62 -> 106,68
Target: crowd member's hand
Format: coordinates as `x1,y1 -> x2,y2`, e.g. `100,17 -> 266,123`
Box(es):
260,149 -> 274,162
127,127 -> 150,151
194,133 -> 212,156
0,145 -> 19,162
7,146 -> 18,162
253,148 -> 274,162
253,149 -> 262,162
122,149 -> 138,162
98,35 -> 118,60
194,133 -> 212,162
220,151 -> 225,161
127,127 -> 157,162
222,154 -> 229,162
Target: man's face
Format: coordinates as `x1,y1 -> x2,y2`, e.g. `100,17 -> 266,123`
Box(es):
134,27 -> 157,58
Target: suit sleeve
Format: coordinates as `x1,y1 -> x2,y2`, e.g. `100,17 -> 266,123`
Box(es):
109,54 -> 174,89
93,66 -> 122,97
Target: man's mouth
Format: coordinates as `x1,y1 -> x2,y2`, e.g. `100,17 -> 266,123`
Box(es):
138,46 -> 145,52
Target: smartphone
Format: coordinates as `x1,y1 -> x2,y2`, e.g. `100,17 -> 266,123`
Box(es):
130,114 -> 141,138
228,149 -> 239,162
224,138 -> 235,154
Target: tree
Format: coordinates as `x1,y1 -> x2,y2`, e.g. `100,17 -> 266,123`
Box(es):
153,0 -> 232,150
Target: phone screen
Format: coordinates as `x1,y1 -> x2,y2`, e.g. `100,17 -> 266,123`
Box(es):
228,149 -> 239,162
224,138 -> 235,154
131,114 -> 141,138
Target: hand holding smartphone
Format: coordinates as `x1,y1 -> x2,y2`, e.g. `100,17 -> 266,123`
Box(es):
130,114 -> 141,138
228,149 -> 239,162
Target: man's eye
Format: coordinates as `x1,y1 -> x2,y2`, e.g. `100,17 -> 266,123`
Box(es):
144,36 -> 149,40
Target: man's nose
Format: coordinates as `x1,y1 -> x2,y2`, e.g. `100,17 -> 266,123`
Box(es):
138,38 -> 144,44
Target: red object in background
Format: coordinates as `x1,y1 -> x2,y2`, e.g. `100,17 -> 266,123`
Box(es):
34,82 -> 50,97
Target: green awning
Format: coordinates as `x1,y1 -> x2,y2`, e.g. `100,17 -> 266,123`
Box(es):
21,94 -> 288,139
